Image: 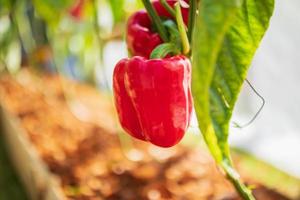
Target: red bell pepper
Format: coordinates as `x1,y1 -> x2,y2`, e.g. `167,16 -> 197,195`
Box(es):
126,0 -> 189,58
113,56 -> 193,147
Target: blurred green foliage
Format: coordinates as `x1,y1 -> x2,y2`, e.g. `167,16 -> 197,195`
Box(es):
0,134 -> 28,200
109,0 -> 126,24
32,0 -> 73,23
0,0 -> 12,15
0,0 -> 141,84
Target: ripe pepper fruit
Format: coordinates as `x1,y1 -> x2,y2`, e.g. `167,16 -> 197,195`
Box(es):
113,55 -> 193,147
126,0 -> 189,58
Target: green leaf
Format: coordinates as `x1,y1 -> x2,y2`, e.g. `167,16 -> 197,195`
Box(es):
163,20 -> 181,47
192,0 -> 243,163
191,0 -> 274,199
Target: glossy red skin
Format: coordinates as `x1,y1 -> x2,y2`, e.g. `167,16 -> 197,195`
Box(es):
126,0 -> 189,58
126,11 -> 162,59
113,59 -> 144,140
113,56 -> 193,147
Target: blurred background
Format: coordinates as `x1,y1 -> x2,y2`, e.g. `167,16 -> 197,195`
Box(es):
231,0 -> 300,178
0,0 -> 300,199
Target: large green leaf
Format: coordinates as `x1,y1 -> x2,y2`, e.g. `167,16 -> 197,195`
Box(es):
192,0 -> 274,199
192,0 -> 244,163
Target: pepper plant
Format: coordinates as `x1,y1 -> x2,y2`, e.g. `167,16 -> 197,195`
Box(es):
114,0 -> 193,148
113,0 -> 275,199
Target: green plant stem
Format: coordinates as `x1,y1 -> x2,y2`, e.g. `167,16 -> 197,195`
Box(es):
159,0 -> 175,17
91,0 -> 102,55
9,7 -> 28,67
150,43 -> 180,59
175,2 -> 190,55
0,57 -> 8,73
221,161 -> 256,200
141,0 -> 169,42
188,0 -> 196,42
91,0 -> 110,89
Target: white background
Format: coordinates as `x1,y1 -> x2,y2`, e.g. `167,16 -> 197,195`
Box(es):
231,0 -> 300,178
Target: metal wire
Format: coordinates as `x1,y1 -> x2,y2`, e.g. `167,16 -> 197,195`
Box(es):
233,79 -> 266,129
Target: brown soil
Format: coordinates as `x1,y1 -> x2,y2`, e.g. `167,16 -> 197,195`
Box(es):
0,70 -> 290,200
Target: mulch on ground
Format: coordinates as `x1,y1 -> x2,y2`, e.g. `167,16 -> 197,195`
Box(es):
0,70 -> 290,200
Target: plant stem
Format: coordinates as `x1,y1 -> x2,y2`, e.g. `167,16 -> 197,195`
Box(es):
9,6 -> 28,68
188,0 -> 196,42
159,0 -> 176,17
175,2 -> 190,55
141,0 -> 169,42
150,43 -> 180,59
91,0 -> 102,53
91,0 -> 110,89
222,161 -> 256,200
0,56 -> 8,73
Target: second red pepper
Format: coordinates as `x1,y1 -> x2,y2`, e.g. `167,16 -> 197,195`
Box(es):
126,0 -> 189,58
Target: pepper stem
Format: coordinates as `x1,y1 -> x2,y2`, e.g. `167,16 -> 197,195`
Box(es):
141,0 -> 169,42
188,0 -> 197,42
150,43 -> 181,59
175,2 -> 190,55
159,0 -> 176,17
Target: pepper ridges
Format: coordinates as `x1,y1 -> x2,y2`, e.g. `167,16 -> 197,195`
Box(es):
113,56 -> 193,147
